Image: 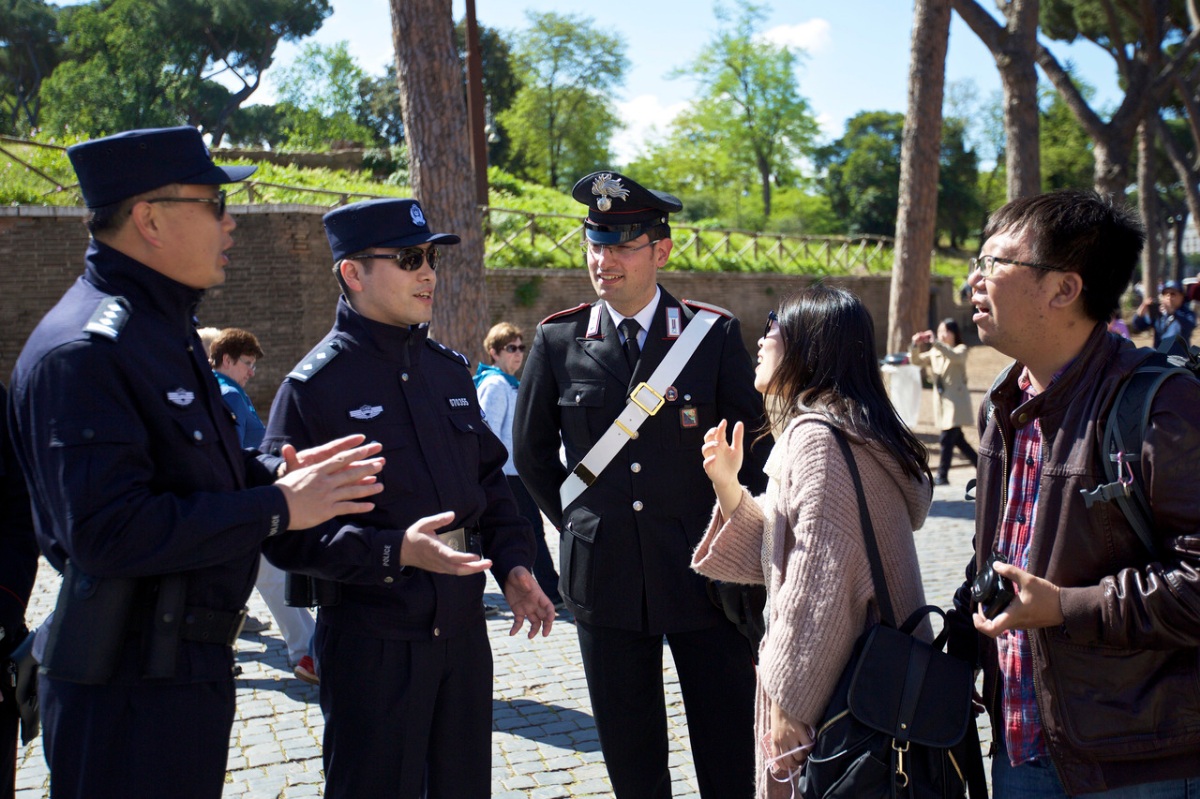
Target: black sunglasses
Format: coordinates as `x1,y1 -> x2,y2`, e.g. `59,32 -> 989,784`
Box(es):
143,189 -> 227,219
350,245 -> 440,271
502,343 -> 526,354
762,309 -> 778,340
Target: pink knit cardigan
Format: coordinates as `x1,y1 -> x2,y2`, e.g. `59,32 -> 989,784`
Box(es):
692,413 -> 932,798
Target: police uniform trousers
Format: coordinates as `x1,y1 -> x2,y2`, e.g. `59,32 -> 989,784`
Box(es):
0,687 -> 18,799
316,618 -> 493,799
40,674 -> 235,799
576,617 -> 758,799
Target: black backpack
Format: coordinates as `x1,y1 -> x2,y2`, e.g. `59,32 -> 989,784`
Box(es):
1080,335 -> 1200,556
982,335 -> 1200,557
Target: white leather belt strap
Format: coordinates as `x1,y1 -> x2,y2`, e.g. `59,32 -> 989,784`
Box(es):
559,309 -> 721,509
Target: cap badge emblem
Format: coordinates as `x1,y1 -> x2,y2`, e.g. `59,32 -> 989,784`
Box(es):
410,204 -> 426,227
349,405 -> 383,421
591,173 -> 629,212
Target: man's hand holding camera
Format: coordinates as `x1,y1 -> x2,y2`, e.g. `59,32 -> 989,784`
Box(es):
972,554 -> 1064,637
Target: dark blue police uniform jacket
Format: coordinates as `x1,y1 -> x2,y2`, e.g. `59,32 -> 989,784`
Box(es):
513,286 -> 770,633
9,241 -> 288,682
260,298 -> 534,639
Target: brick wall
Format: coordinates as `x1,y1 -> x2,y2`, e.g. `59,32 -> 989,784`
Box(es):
0,206 -> 965,414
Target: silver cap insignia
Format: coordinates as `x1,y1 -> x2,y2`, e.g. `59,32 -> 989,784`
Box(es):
591,173 -> 630,212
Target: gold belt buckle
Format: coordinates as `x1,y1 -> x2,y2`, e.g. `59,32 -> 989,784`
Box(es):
437,527 -> 467,551
629,382 -> 665,416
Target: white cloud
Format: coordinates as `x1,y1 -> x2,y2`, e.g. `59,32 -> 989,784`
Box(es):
760,19 -> 832,54
611,94 -> 690,165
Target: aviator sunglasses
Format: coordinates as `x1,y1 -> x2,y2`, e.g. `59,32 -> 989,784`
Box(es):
350,245 -> 441,271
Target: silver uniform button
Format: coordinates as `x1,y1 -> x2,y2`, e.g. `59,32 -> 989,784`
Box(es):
433,627 -> 441,637
631,462 -> 641,473
384,576 -> 394,584
684,394 -> 692,401
402,373 -> 409,381
633,501 -> 644,511
193,430 -> 203,441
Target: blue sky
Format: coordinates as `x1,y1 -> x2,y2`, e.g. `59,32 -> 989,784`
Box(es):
258,1 -> 1122,163
45,1 -> 1186,240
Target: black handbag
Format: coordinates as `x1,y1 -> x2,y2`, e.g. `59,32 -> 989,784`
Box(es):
797,425 -> 987,799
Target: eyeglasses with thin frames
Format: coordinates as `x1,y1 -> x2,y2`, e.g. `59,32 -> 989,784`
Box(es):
762,310 -> 778,340
238,357 -> 257,374
350,246 -> 440,271
969,254 -> 1064,277
584,239 -> 660,259
502,344 -> 526,354
143,189 -> 227,219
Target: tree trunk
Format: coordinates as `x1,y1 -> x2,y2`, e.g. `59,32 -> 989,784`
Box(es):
391,0 -> 489,364
759,154 -> 772,218
1154,115 -> 1200,268
1137,119 -> 1160,301
889,0 -> 950,354
951,0 -> 1040,200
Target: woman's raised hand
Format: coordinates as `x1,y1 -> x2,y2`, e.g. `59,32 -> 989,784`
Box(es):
702,419 -> 744,492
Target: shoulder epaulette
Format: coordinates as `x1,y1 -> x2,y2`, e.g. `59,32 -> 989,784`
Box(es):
83,296 -> 131,341
681,299 -> 733,318
427,338 -> 469,367
540,303 -> 590,325
287,340 -> 341,382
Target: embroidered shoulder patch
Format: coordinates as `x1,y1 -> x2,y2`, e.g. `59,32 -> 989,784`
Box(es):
680,298 -> 733,318
426,339 -> 469,367
83,296 -> 131,340
287,341 -> 340,382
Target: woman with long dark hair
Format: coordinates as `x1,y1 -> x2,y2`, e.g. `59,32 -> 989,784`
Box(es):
909,317 -> 978,485
691,286 -> 932,798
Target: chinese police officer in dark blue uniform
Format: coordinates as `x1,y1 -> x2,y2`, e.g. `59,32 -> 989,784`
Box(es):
513,171 -> 770,798
260,198 -> 556,799
7,126 -> 384,799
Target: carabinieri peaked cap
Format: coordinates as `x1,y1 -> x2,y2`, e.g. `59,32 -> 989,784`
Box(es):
323,198 -> 462,263
67,126 -> 256,209
571,171 -> 683,244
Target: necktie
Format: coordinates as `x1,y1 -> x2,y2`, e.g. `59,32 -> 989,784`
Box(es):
618,318 -> 641,370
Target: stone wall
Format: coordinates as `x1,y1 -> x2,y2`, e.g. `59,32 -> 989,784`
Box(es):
0,206 -> 966,413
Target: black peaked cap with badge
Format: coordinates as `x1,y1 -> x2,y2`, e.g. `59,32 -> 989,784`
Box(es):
571,171 -> 682,244
67,126 -> 256,209
323,198 -> 461,263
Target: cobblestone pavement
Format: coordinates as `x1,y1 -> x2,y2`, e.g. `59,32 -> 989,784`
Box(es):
13,462 -> 987,799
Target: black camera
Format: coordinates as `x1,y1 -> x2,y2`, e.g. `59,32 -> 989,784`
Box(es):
971,550 -> 1015,620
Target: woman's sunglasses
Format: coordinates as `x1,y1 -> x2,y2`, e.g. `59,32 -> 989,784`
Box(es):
762,310 -> 778,339
502,344 -> 526,354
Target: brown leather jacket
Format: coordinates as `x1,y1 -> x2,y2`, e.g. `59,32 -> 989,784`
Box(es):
967,323 -> 1200,795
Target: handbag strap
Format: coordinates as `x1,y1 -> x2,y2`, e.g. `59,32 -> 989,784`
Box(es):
821,421 -> 897,628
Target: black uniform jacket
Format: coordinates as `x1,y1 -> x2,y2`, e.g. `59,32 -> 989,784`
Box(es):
513,286 -> 770,633
0,383 -> 37,659
261,298 -> 534,641
8,241 -> 288,682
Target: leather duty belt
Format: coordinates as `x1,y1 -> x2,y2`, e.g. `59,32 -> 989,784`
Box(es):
559,309 -> 722,509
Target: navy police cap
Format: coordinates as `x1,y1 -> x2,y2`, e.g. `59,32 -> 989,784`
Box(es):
571,170 -> 682,244
323,198 -> 461,263
67,126 -> 256,209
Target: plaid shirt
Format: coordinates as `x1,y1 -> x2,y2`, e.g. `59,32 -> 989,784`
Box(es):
994,367 -> 1052,766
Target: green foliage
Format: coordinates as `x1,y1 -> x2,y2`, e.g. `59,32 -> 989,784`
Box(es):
455,20 -> 522,170
667,2 -> 819,218
0,0 -> 63,134
498,11 -> 626,190
817,111 -> 905,236
1039,85 -> 1094,191
273,42 -> 378,149
938,119 -> 983,248
356,64 -> 404,147
35,0 -> 330,143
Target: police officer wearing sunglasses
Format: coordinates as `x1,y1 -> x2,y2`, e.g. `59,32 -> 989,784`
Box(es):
8,126 -> 385,799
260,197 -> 555,798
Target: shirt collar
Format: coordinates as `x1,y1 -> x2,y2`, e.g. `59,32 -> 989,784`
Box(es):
604,285 -> 661,335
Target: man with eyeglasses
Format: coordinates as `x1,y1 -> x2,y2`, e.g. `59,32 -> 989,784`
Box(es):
259,197 -> 555,798
513,171 -> 769,798
951,189 -> 1200,798
8,126 -> 385,799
